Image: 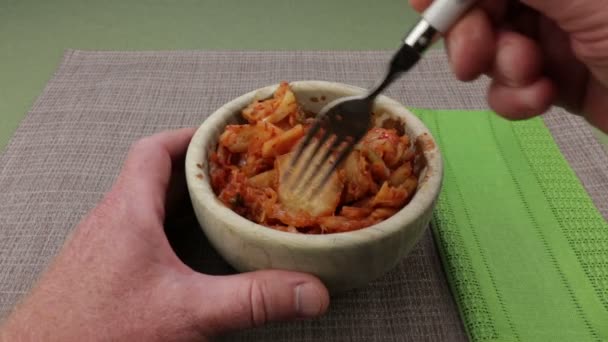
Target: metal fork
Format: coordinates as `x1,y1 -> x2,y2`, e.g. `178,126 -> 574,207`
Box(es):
284,0 -> 476,196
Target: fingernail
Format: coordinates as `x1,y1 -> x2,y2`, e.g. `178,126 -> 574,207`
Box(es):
295,283 -> 323,318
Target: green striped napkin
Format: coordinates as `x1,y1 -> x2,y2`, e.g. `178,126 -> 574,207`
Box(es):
412,109 -> 608,341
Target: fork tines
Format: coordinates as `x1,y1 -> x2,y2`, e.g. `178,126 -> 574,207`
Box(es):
283,128 -> 355,199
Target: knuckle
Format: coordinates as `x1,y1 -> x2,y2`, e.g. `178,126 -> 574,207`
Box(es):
245,278 -> 269,327
122,136 -> 162,176
130,136 -> 157,154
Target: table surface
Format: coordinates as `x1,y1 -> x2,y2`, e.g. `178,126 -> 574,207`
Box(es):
1,0 -> 606,151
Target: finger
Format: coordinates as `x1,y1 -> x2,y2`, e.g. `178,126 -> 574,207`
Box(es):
147,127 -> 198,163
409,0 -> 429,13
489,30 -> 543,87
186,270 -> 329,336
113,128 -> 197,219
409,0 -> 508,22
488,77 -> 556,120
152,128 -> 198,218
445,8 -> 495,81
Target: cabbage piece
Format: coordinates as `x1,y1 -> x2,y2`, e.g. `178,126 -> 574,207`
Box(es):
276,153 -> 343,217
318,216 -> 374,233
342,150 -> 376,203
247,169 -> 277,189
339,206 -> 373,219
362,148 -> 391,181
388,162 -> 413,187
371,182 -> 408,208
263,86 -> 297,123
371,178 -> 418,208
261,124 -> 304,158
219,125 -> 259,153
242,82 -> 298,124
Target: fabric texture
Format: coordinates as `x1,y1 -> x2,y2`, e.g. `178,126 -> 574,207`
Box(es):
413,109 -> 608,341
0,50 -> 607,341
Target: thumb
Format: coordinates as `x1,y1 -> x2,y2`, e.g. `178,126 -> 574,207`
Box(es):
186,270 -> 330,336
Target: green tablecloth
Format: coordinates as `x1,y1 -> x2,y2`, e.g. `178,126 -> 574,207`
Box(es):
1,0 -> 606,152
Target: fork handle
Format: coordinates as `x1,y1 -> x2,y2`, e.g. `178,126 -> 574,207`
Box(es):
422,0 -> 477,33
368,0 -> 477,99
403,0 -> 477,53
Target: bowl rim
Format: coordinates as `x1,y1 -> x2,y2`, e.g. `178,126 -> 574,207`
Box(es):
185,80 -> 443,249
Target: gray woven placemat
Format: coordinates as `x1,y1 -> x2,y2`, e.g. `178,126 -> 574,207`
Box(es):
1,50 -> 606,341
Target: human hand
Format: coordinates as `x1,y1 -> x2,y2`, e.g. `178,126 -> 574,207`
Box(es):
0,128 -> 329,341
410,0 -> 608,132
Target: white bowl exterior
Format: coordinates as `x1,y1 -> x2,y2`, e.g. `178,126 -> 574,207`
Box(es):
185,81 -> 443,291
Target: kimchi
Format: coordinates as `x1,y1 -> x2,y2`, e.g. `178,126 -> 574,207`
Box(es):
208,82 -> 422,234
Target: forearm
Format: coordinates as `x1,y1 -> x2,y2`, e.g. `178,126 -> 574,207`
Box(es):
0,276 -> 207,342
0,288 -> 102,341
